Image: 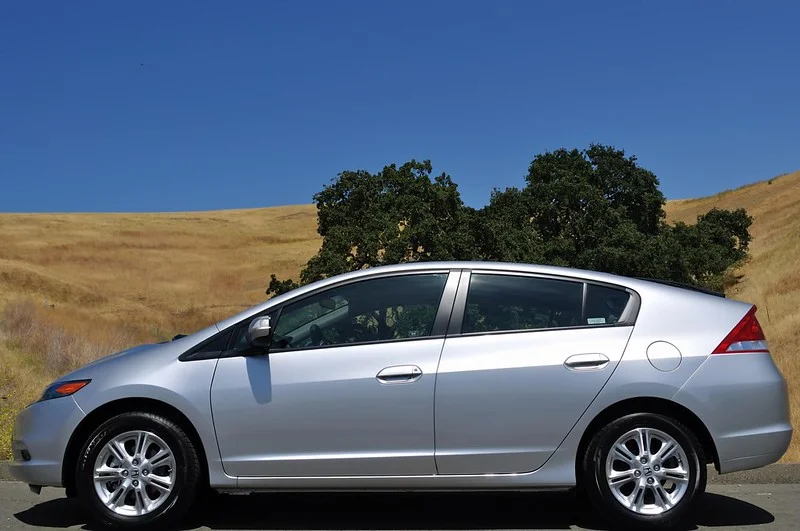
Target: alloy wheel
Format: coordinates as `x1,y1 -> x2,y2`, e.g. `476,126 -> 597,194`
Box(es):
92,430 -> 176,517
604,427 -> 690,515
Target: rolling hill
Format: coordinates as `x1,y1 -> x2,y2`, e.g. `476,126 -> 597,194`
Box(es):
0,204 -> 320,333
1,170 -> 798,461
665,170 -> 800,461
0,205 -> 320,455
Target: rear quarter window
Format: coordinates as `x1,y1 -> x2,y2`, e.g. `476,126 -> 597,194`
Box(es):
584,284 -> 631,325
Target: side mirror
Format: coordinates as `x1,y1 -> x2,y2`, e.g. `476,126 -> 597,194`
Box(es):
246,316 -> 273,350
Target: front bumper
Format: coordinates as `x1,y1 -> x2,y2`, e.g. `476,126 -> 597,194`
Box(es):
674,352 -> 792,474
8,396 -> 85,487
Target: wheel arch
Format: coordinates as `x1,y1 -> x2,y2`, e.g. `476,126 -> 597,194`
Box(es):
575,396 -> 718,485
62,397 -> 209,497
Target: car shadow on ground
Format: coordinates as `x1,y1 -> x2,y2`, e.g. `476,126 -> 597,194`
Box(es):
14,490 -> 775,530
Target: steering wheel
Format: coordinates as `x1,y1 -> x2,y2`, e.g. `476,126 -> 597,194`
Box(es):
309,324 -> 327,346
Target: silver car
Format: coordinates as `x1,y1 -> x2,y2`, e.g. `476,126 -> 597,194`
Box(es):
10,262 -> 792,530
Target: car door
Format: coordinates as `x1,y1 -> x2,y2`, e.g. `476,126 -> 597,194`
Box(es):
210,270 -> 458,478
434,270 -> 636,475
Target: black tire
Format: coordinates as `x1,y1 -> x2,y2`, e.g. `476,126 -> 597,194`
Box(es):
75,412 -> 201,530
582,413 -> 706,530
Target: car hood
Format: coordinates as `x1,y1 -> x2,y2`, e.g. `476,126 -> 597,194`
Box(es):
55,343 -> 161,381
51,323 -> 221,384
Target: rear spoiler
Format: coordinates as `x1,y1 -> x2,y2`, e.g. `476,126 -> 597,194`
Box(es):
635,278 -> 726,298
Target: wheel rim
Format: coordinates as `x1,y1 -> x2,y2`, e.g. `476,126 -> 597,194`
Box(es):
93,430 -> 176,516
605,427 -> 691,515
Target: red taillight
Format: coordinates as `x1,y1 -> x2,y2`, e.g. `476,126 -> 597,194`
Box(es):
712,306 -> 769,354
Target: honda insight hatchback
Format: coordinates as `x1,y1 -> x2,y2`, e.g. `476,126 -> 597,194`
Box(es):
10,262 -> 792,529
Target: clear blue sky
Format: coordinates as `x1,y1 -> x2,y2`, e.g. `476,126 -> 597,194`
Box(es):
1,0 -> 798,213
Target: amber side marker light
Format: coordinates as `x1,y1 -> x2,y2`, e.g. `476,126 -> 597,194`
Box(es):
37,379 -> 91,402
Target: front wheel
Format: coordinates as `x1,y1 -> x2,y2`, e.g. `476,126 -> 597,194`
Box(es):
583,413 -> 706,529
75,412 -> 201,530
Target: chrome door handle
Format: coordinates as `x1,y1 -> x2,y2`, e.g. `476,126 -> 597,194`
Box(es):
376,365 -> 422,384
564,353 -> 609,371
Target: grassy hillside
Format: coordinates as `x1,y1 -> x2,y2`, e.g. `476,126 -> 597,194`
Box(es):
0,205 -> 319,323
665,170 -> 800,461
0,205 -> 319,456
1,171 -> 798,462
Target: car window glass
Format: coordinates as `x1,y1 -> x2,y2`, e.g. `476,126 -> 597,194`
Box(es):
231,323 -> 249,352
272,273 -> 448,350
183,329 -> 232,359
201,329 -> 232,352
464,274 -> 583,333
584,284 -> 630,325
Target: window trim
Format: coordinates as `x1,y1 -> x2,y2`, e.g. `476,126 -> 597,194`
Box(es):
181,269 -> 460,360
267,332 -> 450,354
448,269 -> 640,337
446,270 -> 471,336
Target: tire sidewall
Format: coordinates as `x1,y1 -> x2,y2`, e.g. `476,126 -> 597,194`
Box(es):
76,413 -> 191,529
587,413 -> 705,528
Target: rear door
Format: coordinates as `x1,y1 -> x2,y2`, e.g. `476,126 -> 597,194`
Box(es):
434,270 -> 636,475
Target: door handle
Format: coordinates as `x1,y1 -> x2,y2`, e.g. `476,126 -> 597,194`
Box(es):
376,365 -> 422,384
564,353 -> 609,371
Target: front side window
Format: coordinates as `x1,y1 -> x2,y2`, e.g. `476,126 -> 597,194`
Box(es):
463,274 -> 583,333
271,273 -> 448,350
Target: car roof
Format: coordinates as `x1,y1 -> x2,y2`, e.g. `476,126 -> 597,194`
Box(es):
341,260 -> 628,283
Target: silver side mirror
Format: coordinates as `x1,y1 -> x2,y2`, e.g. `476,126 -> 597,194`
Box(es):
246,315 -> 273,349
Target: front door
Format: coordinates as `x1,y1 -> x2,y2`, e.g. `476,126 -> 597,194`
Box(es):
210,271 -> 456,477
434,271 -> 635,475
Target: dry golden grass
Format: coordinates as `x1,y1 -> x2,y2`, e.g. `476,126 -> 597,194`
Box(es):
0,205 -> 320,337
0,330 -> 60,457
665,170 -> 800,462
0,205 -> 320,459
0,172 -> 798,462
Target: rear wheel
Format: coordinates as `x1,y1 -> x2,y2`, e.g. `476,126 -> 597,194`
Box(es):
583,413 -> 706,529
75,412 -> 201,530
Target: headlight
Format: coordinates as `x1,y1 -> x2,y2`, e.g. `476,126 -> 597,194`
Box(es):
38,379 -> 91,402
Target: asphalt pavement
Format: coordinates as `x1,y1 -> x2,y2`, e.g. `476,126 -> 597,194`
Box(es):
1,481 -> 799,530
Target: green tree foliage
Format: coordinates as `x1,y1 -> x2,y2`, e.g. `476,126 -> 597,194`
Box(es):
664,207 -> 753,290
267,160 -> 475,296
483,145 -> 666,273
267,144 -> 752,296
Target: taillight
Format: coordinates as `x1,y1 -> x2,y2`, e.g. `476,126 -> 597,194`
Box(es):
712,306 -> 769,354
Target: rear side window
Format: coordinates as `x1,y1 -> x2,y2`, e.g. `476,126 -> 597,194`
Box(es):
463,274 -> 583,333
584,284 -> 631,325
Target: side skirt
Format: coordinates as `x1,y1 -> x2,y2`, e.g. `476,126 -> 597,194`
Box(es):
232,471 -> 576,492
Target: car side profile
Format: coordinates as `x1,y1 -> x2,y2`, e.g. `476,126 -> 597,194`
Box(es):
10,261 -> 792,530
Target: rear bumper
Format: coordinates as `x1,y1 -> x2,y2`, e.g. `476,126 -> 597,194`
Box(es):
719,451 -> 789,473
714,423 -> 792,474
673,352 -> 792,474
8,396 -> 85,487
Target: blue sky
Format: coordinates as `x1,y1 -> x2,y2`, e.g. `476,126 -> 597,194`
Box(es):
1,0 -> 798,212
